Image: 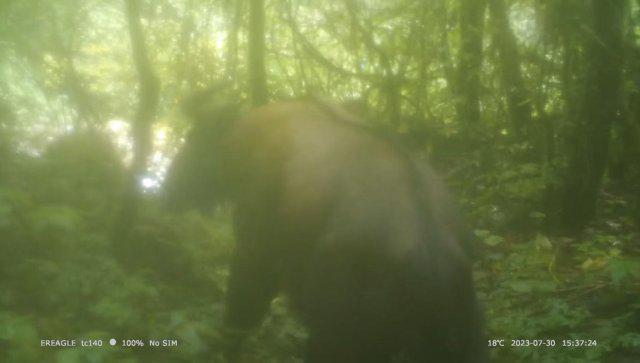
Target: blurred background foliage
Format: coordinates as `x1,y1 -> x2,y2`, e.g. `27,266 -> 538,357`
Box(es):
0,0 -> 639,362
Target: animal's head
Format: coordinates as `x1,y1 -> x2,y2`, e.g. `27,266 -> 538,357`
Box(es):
163,85 -> 244,213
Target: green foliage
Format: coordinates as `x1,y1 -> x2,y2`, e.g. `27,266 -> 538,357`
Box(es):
474,200 -> 640,362
462,154 -> 558,234
0,147 -> 310,361
4,128 -> 639,363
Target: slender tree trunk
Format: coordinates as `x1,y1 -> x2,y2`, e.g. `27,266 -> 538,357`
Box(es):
50,14 -> 100,128
610,26 -> 640,190
383,77 -> 400,122
60,57 -> 100,127
625,38 -> 640,225
226,0 -> 243,81
559,0 -> 625,234
456,0 -> 486,127
112,0 -> 160,262
176,0 -> 194,92
438,0 -> 455,102
125,0 -> 159,182
248,0 -> 267,106
488,0 -> 532,142
536,45 -> 555,163
345,0 -> 400,122
0,100 -> 14,183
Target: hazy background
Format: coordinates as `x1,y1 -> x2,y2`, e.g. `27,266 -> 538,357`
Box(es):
0,0 -> 639,361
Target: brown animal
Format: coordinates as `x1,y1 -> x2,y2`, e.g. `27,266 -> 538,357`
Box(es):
164,99 -> 487,362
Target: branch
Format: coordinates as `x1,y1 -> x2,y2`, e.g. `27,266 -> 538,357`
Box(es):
125,0 -> 160,178
343,0 -> 393,74
283,1 -> 377,82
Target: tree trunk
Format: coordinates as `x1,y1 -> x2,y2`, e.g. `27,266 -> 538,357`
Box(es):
112,0 -> 160,262
610,24 -> 640,191
176,0 -> 195,92
488,0 -> 532,142
0,99 -> 14,183
456,0 -> 486,127
50,12 -> 101,127
248,0 -> 267,106
226,0 -> 243,81
625,37 -> 640,225
559,0 -> 625,234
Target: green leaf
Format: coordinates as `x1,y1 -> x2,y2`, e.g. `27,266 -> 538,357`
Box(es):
484,235 -> 505,246
533,233 -> 552,249
473,229 -> 491,238
508,280 -> 533,293
529,211 -> 546,221
610,259 -> 640,285
29,206 -> 81,234
617,332 -> 640,348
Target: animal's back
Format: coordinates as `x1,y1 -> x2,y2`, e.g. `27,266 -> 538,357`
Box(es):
230,101 -> 425,256
223,100 -> 485,361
